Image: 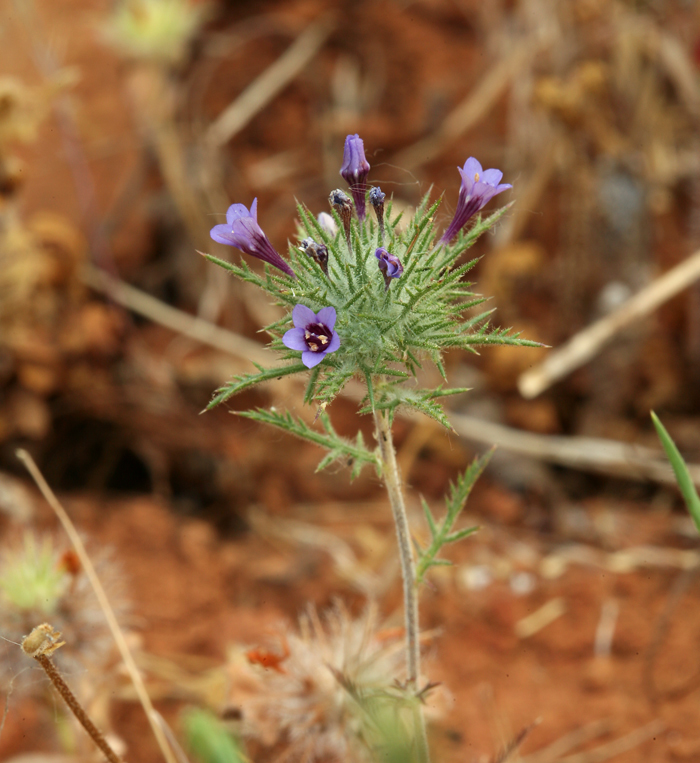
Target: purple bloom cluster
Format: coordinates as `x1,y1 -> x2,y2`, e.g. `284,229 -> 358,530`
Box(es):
210,199 -> 295,278
340,134 -> 371,221
440,158 -> 512,244
375,247 -> 403,290
283,305 -> 340,368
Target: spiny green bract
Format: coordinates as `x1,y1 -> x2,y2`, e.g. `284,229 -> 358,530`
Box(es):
205,191 -> 537,425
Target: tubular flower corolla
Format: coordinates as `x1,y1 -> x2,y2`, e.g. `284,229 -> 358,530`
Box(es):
440,158 -> 511,244
210,198 -> 295,278
283,305 -> 341,369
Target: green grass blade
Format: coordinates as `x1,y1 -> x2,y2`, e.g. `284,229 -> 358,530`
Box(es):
651,411 -> 700,534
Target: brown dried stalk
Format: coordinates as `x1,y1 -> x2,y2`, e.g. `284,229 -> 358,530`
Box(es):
21,624 -> 123,763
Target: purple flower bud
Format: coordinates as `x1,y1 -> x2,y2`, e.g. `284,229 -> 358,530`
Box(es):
375,247 -> 403,291
369,187 -> 385,207
340,134 -> 370,221
440,158 -> 512,244
299,237 -> 329,275
369,186 -> 386,245
282,305 -> 341,369
210,198 -> 296,278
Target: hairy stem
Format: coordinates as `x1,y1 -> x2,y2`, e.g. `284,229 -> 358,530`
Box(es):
373,409 -> 429,763
34,653 -> 123,763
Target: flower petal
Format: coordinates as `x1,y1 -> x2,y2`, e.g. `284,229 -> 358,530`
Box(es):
326,331 -> 340,354
316,306 -> 337,331
302,350 -> 326,369
226,203 -> 253,225
210,223 -> 236,246
250,197 -> 258,221
292,304 -> 317,329
480,168 -> 503,186
462,157 -> 483,180
282,327 -> 308,352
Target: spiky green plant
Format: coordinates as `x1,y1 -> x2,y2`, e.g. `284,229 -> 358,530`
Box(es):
203,137 -> 540,763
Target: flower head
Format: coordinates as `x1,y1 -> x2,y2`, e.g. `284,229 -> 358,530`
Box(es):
440,158 -> 511,244
224,603 -> 408,763
375,247 -> 403,290
340,134 -> 371,220
210,199 -> 296,278
283,304 -> 340,368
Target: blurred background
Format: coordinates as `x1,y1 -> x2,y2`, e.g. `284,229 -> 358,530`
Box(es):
2,0 -> 700,761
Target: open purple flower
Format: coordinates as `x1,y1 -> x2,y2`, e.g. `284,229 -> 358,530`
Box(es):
440,158 -> 512,244
375,247 -> 403,290
210,198 -> 296,278
340,134 -> 370,221
283,305 -> 340,369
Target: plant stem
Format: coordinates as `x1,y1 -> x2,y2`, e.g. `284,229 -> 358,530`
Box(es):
373,409 -> 430,763
33,652 -> 123,763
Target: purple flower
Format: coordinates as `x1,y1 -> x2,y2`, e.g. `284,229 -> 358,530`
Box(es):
210,198 -> 296,278
375,247 -> 403,290
283,305 -> 341,369
340,134 -> 370,221
440,158 -> 512,244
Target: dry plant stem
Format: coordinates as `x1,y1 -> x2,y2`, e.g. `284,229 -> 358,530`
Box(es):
33,653 -> 122,763
372,410 -> 430,763
15,450 -> 178,763
519,247 -> 700,399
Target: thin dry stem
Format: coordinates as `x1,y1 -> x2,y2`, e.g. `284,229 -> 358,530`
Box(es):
372,410 -> 430,763
15,450 -> 178,763
21,626 -> 122,763
205,16 -> 335,148
519,247 -> 700,399
392,36 -> 547,170
82,264 -> 269,365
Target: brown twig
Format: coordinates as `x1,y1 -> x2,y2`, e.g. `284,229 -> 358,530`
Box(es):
518,248 -> 700,399
205,16 -> 335,149
21,624 -> 122,763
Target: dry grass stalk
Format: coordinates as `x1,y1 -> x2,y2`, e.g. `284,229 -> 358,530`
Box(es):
205,16 -> 335,149
15,450 -> 178,763
393,36 -> 549,171
518,247 -> 700,399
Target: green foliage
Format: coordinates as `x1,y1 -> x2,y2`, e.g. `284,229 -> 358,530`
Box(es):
415,449 -> 494,585
206,190 -> 540,427
182,708 -> 246,763
651,412 -> 700,534
207,362 -> 307,409
237,408 -> 379,480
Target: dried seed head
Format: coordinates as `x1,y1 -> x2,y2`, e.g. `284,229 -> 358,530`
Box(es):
21,623 -> 65,658
225,603 -> 408,763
